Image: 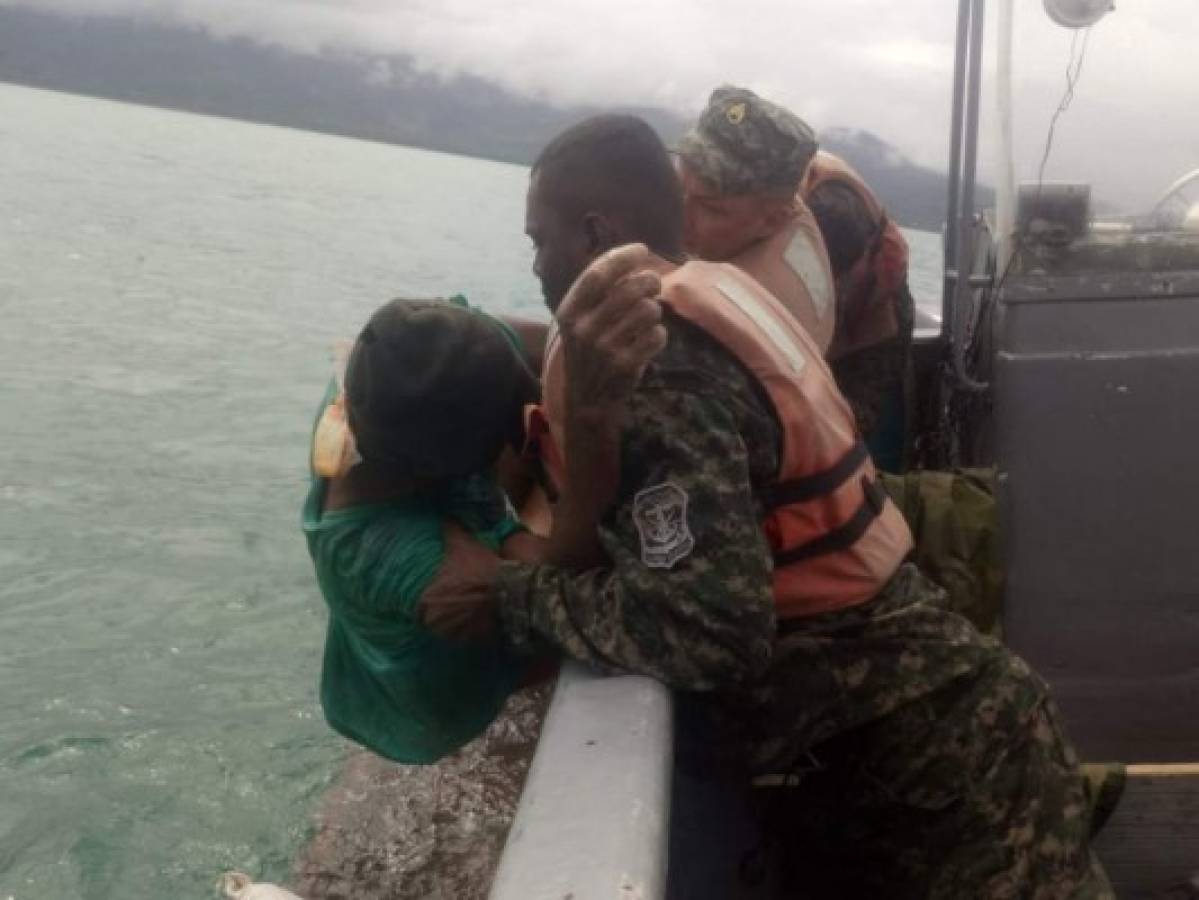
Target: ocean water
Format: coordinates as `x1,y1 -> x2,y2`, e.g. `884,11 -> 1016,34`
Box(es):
0,82 -> 942,899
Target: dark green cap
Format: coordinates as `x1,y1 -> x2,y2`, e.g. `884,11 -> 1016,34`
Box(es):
677,85 -> 817,195
345,299 -> 538,480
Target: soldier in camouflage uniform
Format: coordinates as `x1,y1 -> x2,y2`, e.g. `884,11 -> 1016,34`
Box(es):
678,86 -> 916,470
420,114 -> 1112,898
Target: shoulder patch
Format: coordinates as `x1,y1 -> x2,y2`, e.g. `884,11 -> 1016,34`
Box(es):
633,482 -> 695,569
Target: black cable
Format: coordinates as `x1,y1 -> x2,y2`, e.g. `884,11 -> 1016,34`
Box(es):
928,26 -> 1095,466
978,26 -> 1095,352
940,27 -> 1097,465
1035,27 -> 1092,189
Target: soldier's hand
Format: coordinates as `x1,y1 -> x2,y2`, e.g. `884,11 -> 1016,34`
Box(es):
556,243 -> 669,408
418,524 -> 501,642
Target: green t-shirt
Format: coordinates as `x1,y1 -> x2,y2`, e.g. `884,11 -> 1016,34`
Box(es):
302,389 -> 528,764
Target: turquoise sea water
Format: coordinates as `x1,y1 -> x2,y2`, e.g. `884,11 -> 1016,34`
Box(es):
0,82 -> 942,899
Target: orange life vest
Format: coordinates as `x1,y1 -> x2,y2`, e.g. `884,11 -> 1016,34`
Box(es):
533,258 -> 913,618
800,151 -> 909,359
729,196 -> 836,354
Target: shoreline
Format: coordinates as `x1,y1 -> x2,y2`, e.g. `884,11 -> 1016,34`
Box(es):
290,684 -> 552,899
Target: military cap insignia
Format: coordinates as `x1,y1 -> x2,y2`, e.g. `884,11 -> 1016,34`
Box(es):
726,102 -> 746,125
633,482 -> 695,569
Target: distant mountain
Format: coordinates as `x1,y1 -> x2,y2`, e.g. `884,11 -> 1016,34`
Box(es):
0,5 -> 973,231
820,129 -> 993,235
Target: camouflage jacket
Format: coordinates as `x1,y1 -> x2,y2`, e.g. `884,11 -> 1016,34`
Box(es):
494,312 -> 782,692
493,312 -> 1051,784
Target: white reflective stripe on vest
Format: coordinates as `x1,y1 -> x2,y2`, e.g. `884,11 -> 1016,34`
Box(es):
784,228 -> 834,321
715,274 -> 808,376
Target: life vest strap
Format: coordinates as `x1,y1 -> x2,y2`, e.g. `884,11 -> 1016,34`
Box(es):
521,404 -> 561,501
772,476 -> 888,568
761,440 -> 870,511
870,211 -> 889,252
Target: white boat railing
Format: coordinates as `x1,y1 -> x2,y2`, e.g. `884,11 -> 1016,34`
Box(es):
488,663 -> 674,900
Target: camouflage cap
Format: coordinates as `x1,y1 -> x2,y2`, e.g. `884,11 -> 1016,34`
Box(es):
677,85 -> 817,195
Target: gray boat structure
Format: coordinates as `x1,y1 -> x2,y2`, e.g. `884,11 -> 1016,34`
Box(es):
487,1 -> 1199,898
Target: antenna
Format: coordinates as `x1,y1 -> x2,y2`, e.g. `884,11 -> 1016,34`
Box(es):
1043,0 -> 1114,28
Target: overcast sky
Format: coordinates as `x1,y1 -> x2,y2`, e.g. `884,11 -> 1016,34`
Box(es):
6,0 -> 1197,208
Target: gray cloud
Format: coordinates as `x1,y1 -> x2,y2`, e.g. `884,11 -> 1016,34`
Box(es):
5,0 -> 1195,207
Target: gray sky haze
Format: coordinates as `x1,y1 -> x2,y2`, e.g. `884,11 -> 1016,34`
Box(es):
5,0 -> 1196,208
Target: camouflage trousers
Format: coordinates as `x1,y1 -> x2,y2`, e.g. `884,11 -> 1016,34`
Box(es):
675,564 -> 1113,900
